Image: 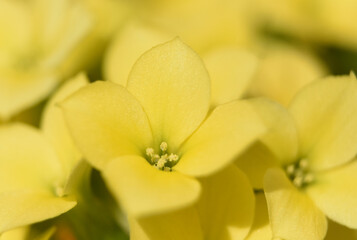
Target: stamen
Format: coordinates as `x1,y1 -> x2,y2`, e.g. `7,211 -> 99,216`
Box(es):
160,142 -> 168,152
285,158 -> 314,188
286,164 -> 295,175
145,142 -> 179,171
146,148 -> 154,157
299,158 -> 308,169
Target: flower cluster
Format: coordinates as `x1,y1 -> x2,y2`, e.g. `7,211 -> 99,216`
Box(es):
1,1 -> 357,240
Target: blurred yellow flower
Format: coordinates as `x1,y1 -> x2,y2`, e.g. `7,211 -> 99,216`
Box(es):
0,0 -> 91,120
61,38 -> 265,217
238,74 -> 357,240
0,123 -> 76,233
0,73 -> 88,234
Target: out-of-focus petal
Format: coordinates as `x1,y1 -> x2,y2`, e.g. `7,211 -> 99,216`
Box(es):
245,193 -> 272,240
104,21 -> 172,86
41,73 -> 88,179
203,47 -> 257,106
198,165 -> 254,240
0,190 -> 75,233
129,206 -> 203,240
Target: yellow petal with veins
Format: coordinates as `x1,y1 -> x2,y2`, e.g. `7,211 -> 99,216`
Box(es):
104,21 -> 172,86
103,155 -> 200,217
61,81 -> 153,170
289,74 -> 357,171
307,160 -> 357,228
203,47 -> 257,107
264,168 -> 327,240
127,38 -> 210,152
176,100 -> 265,177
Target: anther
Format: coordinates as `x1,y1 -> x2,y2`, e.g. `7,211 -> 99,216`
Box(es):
286,165 -> 295,175
293,176 -> 303,188
303,174 -> 315,184
160,142 -> 168,152
146,148 -> 154,157
299,158 -> 309,169
168,153 -> 179,162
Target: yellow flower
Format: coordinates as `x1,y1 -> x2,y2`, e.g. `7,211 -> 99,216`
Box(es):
0,73 -> 88,234
0,0 -> 92,120
61,38 -> 265,217
128,165 -> 255,240
237,73 -> 357,240
0,123 -> 76,233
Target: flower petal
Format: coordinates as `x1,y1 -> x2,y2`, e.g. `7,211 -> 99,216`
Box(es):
176,100 -> 265,177
245,193 -> 272,240
235,98 -> 298,189
0,190 -> 75,233
307,160 -> 357,228
252,98 -> 299,165
61,81 -> 153,170
249,44 -> 326,106
103,155 -> 201,217
203,47 -> 257,106
41,73 -> 88,179
235,141 -> 278,189
0,227 -> 28,240
129,206 -> 203,240
197,165 -> 254,240
0,74 -> 58,121
264,168 -> 327,240
289,74 -> 357,171
127,38 -> 211,151
104,21 -> 172,86
0,124 -> 63,192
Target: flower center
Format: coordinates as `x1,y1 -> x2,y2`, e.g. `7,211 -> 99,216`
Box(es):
285,158 -> 314,188
145,142 -> 180,172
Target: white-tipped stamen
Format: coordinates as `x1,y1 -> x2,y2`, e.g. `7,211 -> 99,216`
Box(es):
160,142 -> 168,152
299,158 -> 309,169
286,164 -> 295,175
304,174 -> 315,184
146,142 -> 179,171
146,147 -> 154,157
293,176 -> 303,188
285,158 -> 314,188
168,153 -> 179,162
